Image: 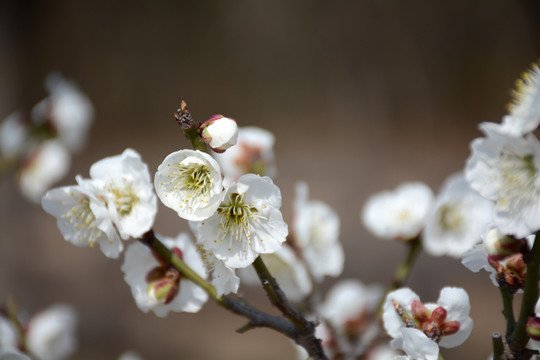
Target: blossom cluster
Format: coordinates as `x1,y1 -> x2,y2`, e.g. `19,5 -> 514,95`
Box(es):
0,73 -> 94,202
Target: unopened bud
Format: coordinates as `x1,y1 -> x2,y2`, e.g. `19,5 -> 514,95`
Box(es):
411,300 -> 429,323
199,115 -> 238,153
147,278 -> 178,305
527,317 -> 540,340
442,320 -> 460,336
485,228 -> 522,256
431,306 -> 448,326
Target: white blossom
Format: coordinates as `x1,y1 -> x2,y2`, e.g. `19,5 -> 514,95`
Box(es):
383,287 -> 473,358
362,182 -> 434,241
198,244 -> 240,297
499,62 -> 540,137
155,149 -> 223,221
318,279 -> 384,357
0,316 -> 18,352
0,112 -> 28,159
191,174 -> 288,268
239,245 -> 311,302
19,140 -> 70,203
121,232 -> 208,317
32,73 -> 94,153
293,182 -> 344,281
213,126 -> 276,186
200,115 -> 238,153
26,304 -> 77,360
423,173 -> 493,258
42,177 -> 123,258
465,122 -> 540,238
89,148 -> 157,239
0,351 -> 31,360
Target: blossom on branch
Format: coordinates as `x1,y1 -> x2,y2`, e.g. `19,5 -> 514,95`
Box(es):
362,182 -> 434,241
190,174 -> 288,268
423,173 -> 493,258
382,287 -> 473,360
465,122 -> 540,238
198,244 -> 240,297
88,148 -> 157,239
42,176 -> 123,258
121,232 -> 208,317
292,182 -> 344,281
155,149 -> 223,221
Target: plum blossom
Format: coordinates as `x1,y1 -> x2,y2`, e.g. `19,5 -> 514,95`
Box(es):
423,173 -> 493,258
239,245 -> 311,302
293,182 -> 344,281
0,112 -> 28,159
213,126 -> 276,186
32,73 -> 94,153
191,174 -> 287,268
25,304 -> 77,360
19,140 -> 70,203
0,316 -> 18,353
89,148 -> 157,239
498,62 -> 540,137
199,115 -> 238,153
42,176 -> 123,258
383,287 -> 473,359
318,279 -> 384,358
155,149 -> 223,221
117,351 -> 144,360
465,122 -> 540,238
362,182 -> 434,241
121,232 -> 208,317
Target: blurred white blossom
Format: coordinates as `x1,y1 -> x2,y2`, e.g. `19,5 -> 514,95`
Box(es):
362,182 -> 434,241
213,126 -> 276,186
32,73 -> 94,153
26,304 -> 77,360
499,62 -> 540,137
19,140 -> 70,203
293,182 -> 344,281
423,173 -> 493,258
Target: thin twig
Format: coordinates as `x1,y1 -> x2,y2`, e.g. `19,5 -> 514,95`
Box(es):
138,231 -> 327,360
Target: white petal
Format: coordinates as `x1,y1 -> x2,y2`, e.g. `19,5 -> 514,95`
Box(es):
400,328 -> 439,360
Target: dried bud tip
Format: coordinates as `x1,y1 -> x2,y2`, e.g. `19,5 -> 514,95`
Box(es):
174,100 -> 194,129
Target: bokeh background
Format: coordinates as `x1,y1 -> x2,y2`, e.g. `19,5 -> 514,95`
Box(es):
1,1 -> 540,359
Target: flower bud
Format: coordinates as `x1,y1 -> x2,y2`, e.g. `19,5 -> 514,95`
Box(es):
199,115 -> 238,153
484,228 -> 523,256
527,316 -> 540,341
147,278 -> 179,305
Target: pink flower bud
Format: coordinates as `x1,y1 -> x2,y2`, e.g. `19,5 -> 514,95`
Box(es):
199,115 -> 238,153
431,306 -> 448,326
411,300 -> 429,323
527,316 -> 540,341
441,320 -> 460,336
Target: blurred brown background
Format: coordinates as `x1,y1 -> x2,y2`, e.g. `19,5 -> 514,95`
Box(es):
1,1 -> 540,359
